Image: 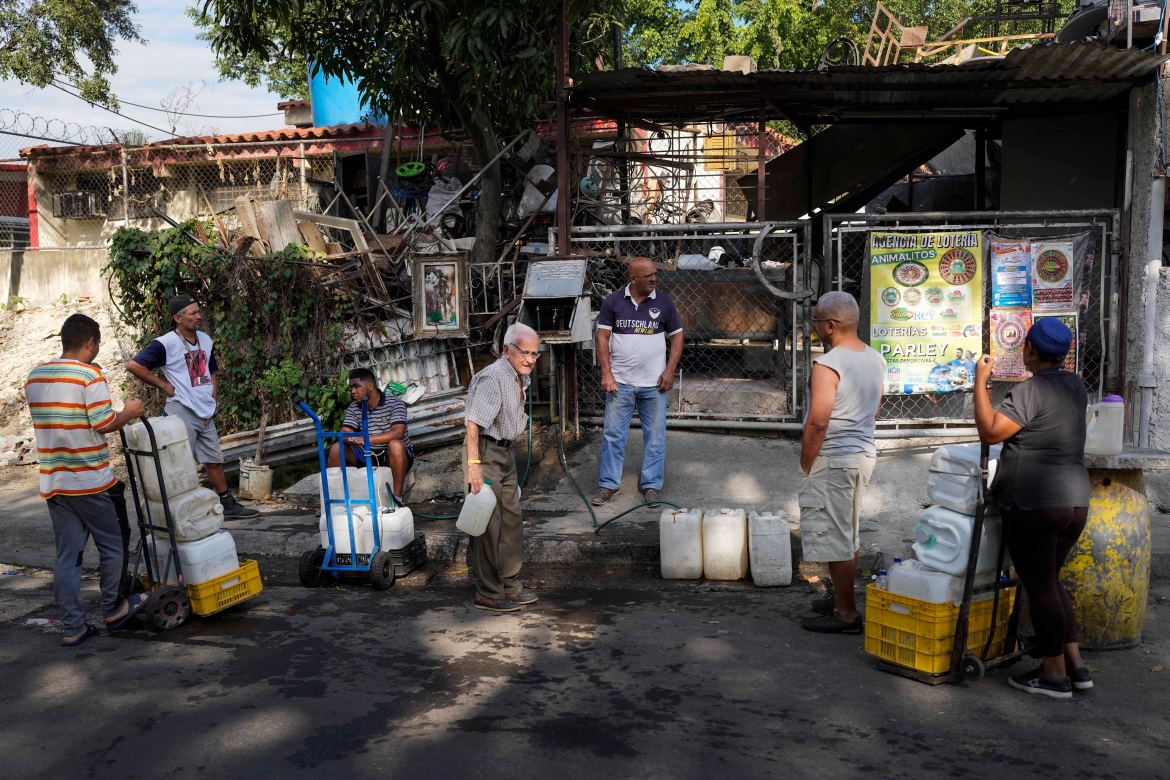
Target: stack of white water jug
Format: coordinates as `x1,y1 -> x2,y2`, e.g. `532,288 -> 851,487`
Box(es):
125,417 -> 239,586
659,507 -> 792,586
318,467 -> 414,554
889,442 -> 1011,604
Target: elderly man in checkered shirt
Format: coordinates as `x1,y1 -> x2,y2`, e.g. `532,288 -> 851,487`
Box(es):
463,323 -> 541,612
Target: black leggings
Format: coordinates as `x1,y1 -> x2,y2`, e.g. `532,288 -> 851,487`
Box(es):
1002,506 -> 1089,658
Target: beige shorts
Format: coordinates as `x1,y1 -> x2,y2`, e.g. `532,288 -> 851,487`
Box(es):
799,453 -> 876,563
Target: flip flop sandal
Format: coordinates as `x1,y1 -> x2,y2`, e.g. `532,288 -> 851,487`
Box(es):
62,624 -> 99,647
105,593 -> 149,631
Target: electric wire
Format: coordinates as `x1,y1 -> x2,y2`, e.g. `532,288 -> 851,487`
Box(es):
50,79 -> 285,119
47,81 -> 175,137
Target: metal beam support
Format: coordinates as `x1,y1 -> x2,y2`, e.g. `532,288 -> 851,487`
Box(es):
556,0 -> 571,255
975,125 -> 987,210
757,104 -> 767,222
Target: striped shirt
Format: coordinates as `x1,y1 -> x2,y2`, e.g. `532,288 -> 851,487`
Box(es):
465,357 -> 530,441
25,359 -> 118,499
342,389 -> 412,452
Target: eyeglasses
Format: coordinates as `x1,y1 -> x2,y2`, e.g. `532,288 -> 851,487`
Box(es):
508,343 -> 539,360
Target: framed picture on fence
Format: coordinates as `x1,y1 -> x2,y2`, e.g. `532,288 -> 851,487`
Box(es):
412,253 -> 469,339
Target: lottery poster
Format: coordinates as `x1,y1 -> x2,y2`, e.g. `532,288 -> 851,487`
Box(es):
990,308 -> 1033,380
990,241 -> 1032,308
869,230 -> 984,394
1031,241 -> 1076,312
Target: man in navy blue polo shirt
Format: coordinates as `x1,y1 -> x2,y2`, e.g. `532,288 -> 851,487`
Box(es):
593,256 -> 684,506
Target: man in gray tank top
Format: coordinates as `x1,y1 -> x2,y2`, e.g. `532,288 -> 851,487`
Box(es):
799,291 -> 885,634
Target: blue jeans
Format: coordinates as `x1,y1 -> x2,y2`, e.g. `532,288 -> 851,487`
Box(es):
47,490 -> 126,634
599,383 -> 668,491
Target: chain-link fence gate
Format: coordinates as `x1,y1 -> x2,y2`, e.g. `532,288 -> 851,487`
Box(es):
565,222 -> 814,425
824,210 -> 1120,429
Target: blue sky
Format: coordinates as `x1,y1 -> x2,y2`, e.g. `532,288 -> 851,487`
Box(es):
0,5 -> 286,146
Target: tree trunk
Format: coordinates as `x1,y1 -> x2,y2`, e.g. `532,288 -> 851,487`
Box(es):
467,117 -> 502,266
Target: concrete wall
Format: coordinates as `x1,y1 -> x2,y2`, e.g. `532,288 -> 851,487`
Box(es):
1123,80 -> 1164,446
0,248 -> 109,306
1000,111 -> 1120,210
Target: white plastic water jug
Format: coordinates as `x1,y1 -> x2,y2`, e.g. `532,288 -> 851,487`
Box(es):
748,510 -> 792,587
927,443 -> 1002,515
125,416 -> 199,502
320,466 -> 395,509
456,482 -> 497,537
912,505 -> 1007,577
1084,395 -> 1125,456
365,506 -> 415,552
146,486 -> 223,542
145,530 -> 239,586
888,560 -> 1000,604
660,508 -> 703,580
319,507 -> 367,554
703,508 -> 748,581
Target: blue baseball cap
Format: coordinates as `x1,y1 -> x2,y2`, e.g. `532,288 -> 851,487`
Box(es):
1026,317 -> 1073,359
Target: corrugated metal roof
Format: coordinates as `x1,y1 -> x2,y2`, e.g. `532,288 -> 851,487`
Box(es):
570,43 -> 1168,123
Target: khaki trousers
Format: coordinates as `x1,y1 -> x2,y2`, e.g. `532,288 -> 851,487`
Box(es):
463,437 -> 523,600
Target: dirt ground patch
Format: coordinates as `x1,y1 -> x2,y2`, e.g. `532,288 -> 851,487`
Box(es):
0,301 -> 133,466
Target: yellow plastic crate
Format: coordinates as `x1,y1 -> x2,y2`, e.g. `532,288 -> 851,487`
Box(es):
864,584 -> 1015,675
187,559 -> 263,617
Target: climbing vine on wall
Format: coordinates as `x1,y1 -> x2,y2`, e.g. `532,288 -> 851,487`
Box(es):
106,223 -> 351,433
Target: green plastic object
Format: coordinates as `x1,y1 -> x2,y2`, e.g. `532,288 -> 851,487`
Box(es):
396,161 -> 426,179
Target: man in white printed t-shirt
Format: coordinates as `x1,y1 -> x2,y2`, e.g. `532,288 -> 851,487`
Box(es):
592,256 -> 684,508
127,294 -> 259,518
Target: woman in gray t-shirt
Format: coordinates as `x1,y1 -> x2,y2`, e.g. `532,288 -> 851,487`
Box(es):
974,317 -> 1090,700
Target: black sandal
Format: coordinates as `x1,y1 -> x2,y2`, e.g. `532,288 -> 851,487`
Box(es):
801,612 -> 863,634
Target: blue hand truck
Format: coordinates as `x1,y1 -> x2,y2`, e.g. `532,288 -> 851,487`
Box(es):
296,400 -> 426,590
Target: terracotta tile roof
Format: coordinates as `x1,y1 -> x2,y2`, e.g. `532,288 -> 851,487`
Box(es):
21,122 -> 390,160
277,100 -> 310,111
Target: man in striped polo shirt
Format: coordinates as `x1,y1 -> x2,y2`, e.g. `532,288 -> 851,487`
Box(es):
25,314 -> 149,646
327,368 -> 414,507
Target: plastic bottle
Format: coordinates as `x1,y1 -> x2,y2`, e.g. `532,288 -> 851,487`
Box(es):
456,480 -> 496,537
1084,395 -> 1124,455
875,569 -> 889,590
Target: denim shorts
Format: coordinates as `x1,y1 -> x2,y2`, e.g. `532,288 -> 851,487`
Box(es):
164,400 -> 223,465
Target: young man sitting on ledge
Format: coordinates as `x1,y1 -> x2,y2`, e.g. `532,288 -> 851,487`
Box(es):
326,368 -> 414,507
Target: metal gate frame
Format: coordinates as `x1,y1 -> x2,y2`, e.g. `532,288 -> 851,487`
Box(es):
565,221 -> 815,427
823,209 -> 1121,435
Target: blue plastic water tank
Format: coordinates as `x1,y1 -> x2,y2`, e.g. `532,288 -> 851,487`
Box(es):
308,63 -> 387,127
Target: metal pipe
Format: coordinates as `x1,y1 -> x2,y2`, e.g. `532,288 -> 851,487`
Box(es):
823,208 -> 1118,222
121,148 -> 130,225
757,103 -> 767,222
1128,0 -> 1134,50
571,220 -> 803,235
578,416 -> 982,438
1139,176 -> 1164,447
556,0 -> 571,255
974,127 -> 986,210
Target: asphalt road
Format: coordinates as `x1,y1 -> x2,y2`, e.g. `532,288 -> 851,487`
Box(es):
3,570 -> 1169,780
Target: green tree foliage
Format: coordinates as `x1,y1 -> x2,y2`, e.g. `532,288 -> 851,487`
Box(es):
200,0 -> 621,263
186,6 -> 309,100
623,0 -> 1071,72
0,0 -> 141,106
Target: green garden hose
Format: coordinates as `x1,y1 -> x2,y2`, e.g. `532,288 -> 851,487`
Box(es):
411,390 -> 534,521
